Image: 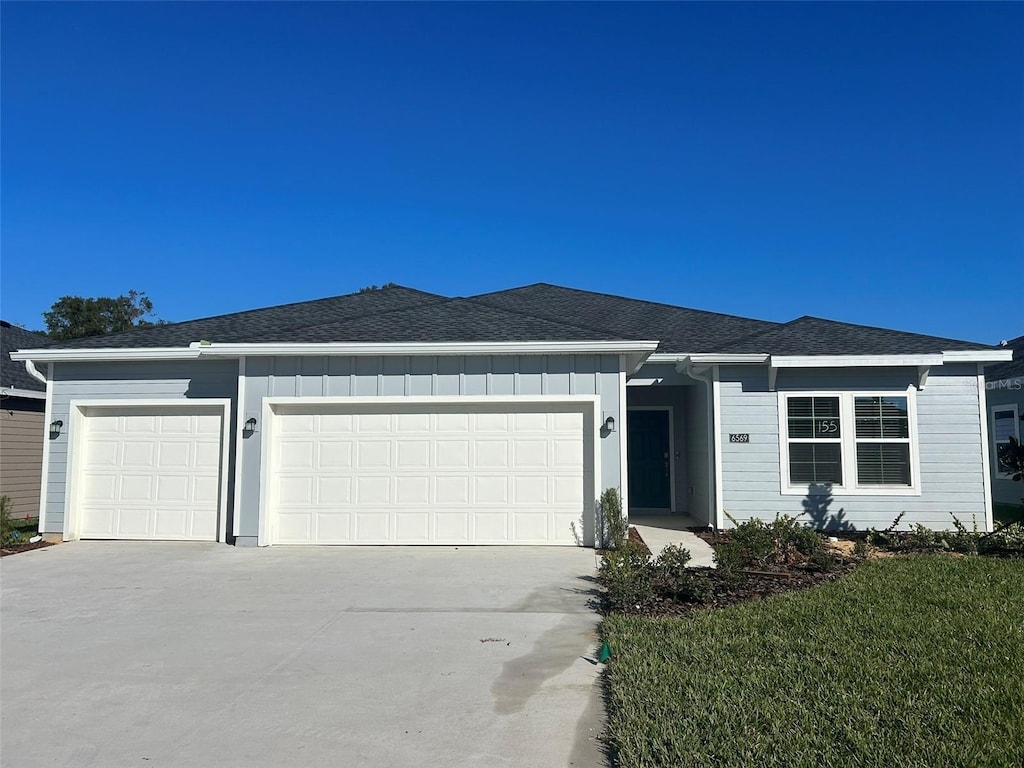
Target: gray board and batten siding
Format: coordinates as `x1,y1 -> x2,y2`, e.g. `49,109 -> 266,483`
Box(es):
717,363 -> 989,531
235,354 -> 625,543
43,360 -> 239,535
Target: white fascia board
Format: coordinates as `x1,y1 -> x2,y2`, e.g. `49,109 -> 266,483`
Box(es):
769,354 -> 944,368
0,386 -> 46,400
943,349 -> 1014,363
193,340 -> 660,357
10,347 -> 201,362
646,353 -> 769,364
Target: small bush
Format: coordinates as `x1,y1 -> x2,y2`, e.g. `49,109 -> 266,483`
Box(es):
722,512 -> 825,568
599,540 -> 655,611
599,487 -> 627,550
0,496 -> 16,547
713,540 -> 749,573
653,544 -> 693,596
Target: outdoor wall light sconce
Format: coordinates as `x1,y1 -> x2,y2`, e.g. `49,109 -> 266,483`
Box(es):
603,416 -> 616,433
49,420 -> 64,439
243,417 -> 257,435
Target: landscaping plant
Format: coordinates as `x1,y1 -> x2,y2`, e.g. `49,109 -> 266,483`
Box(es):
599,487 -> 628,550
0,496 -> 17,547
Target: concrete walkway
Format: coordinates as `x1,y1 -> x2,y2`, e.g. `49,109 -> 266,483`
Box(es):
629,515 -> 717,567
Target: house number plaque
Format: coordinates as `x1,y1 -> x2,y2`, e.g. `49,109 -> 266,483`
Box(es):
729,433 -> 750,443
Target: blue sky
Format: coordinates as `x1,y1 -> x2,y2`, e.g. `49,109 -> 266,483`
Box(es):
2,2 -> 1021,343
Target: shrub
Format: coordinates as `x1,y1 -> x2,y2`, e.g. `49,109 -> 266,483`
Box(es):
722,512 -> 825,567
599,540 -> 655,611
599,487 -> 627,550
653,544 -> 692,593
0,496 -> 16,547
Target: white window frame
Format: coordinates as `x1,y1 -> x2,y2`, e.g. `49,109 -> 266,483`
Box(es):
991,403 -> 1020,478
777,389 -> 921,496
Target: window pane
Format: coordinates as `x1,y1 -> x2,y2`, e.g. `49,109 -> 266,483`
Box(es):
856,443 -> 911,485
994,409 -> 1017,443
856,397 -> 908,439
788,397 -> 841,439
789,443 -> 843,485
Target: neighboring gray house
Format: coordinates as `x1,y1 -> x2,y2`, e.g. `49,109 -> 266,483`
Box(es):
10,284 -> 1011,546
986,334 -> 1024,511
1,321 -> 52,521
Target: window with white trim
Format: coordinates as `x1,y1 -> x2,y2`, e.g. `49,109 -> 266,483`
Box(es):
992,404 -> 1020,477
780,391 -> 918,494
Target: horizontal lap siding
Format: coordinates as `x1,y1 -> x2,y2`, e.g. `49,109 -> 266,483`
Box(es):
238,355 -> 623,539
719,364 -> 988,531
0,404 -> 45,520
45,361 -> 239,534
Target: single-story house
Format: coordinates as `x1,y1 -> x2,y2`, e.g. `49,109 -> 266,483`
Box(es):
11,284 -> 1012,546
1,321 -> 52,521
985,334 -> 1024,511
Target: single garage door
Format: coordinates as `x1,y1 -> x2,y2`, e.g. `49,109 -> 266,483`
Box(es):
77,406 -> 224,540
268,401 -> 595,545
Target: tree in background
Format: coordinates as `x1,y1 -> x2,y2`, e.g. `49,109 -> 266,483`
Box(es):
43,290 -> 163,341
357,283 -> 397,293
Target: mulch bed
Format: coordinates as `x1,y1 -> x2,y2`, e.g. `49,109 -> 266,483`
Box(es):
625,564 -> 853,617
612,527 -> 857,618
0,540 -> 55,558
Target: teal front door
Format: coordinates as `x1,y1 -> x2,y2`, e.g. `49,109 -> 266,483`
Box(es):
627,410 -> 671,509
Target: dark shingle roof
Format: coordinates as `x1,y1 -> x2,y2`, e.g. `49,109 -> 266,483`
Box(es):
469,283 -> 778,353
719,316 -> 995,356
1,322 -> 52,392
986,334 -> 1024,381
245,298 -> 632,343
13,281 -> 997,358
44,286 -> 446,349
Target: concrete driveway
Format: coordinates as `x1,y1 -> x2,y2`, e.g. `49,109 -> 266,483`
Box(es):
1,543 -> 606,767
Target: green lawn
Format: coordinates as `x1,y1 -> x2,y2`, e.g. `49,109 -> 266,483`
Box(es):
602,556 -> 1024,768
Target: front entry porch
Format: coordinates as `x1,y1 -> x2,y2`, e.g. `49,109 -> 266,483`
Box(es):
625,364 -> 716,528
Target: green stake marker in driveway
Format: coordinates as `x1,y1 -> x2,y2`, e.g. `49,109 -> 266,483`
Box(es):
599,640 -> 611,662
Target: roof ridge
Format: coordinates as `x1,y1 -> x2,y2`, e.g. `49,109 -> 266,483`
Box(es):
456,296 -> 636,340
473,282 -> 781,326
245,295 -> 636,343
244,295 -> 459,341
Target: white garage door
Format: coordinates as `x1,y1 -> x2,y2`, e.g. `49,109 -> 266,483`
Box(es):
77,407 -> 223,540
268,401 -> 594,545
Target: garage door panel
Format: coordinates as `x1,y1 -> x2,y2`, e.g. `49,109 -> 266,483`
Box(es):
356,441 -> 390,468
77,408 -> 223,541
156,475 -> 190,502
435,511 -> 470,541
157,442 -> 191,469
269,402 -> 592,545
355,511 -> 390,540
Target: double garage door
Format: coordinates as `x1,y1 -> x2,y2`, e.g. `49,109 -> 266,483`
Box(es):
267,401 -> 595,545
